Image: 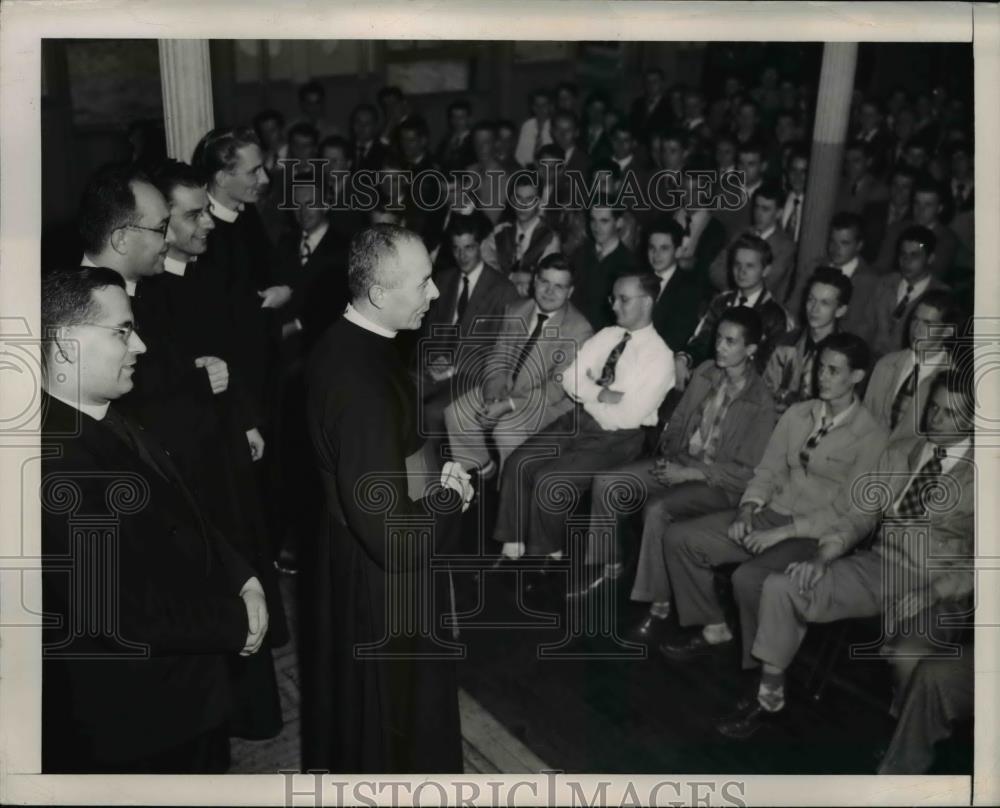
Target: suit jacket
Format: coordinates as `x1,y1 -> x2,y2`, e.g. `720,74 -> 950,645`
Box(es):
708,226 -> 796,303
651,267 -> 702,353
41,394 -> 252,770
570,241 -> 638,331
864,349 -> 945,440
873,218 -> 958,280
861,198 -> 911,264
435,131 -> 476,173
819,435 -> 975,601
763,328 -> 823,407
352,138 -> 388,173
658,360 -> 778,499
480,298 -> 593,424
684,288 -> 791,373
788,256 -> 874,328
850,271 -> 950,359
740,397 -> 889,538
629,95 -> 673,143
834,173 -> 889,215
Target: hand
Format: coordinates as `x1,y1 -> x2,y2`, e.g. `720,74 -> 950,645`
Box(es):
728,505 -> 756,542
650,461 -> 694,487
258,285 -> 293,309
674,356 -> 691,392
281,321 -> 301,340
744,525 -> 789,555
246,427 -> 265,461
477,399 -> 511,425
239,578 -> 269,656
597,387 -> 624,404
441,460 -> 474,512
890,590 -> 932,630
427,358 -> 455,383
194,356 -> 229,394
785,557 -> 827,593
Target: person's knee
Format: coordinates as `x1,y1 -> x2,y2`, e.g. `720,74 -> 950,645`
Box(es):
643,491 -> 673,524
732,562 -> 766,601
760,571 -> 795,605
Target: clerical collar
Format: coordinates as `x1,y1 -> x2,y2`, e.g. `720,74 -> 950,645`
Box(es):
344,302 -> 397,338
163,255 -> 190,277
208,192 -> 242,223
47,388 -> 110,422
81,254 -> 136,296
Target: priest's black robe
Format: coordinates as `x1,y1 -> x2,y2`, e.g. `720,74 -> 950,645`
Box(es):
124,265 -> 285,740
302,316 -> 463,774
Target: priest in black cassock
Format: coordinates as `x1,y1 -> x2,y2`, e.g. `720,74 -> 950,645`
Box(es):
303,224 -> 471,774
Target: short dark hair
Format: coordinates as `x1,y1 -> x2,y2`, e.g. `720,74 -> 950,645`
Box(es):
287,122 -> 320,144
192,127 -> 261,177
376,85 -> 404,106
646,216 -> 684,249
590,159 -> 622,180
817,331 -> 871,374
535,252 -> 573,279
615,269 -> 660,301
447,99 -> 472,117
347,224 -> 422,300
913,288 -> 960,325
927,366 -> 974,432
151,159 -> 208,203
552,110 -> 580,129
728,233 -> 772,269
610,122 -> 635,139
913,176 -> 944,201
829,211 -> 865,241
889,163 -> 918,184
588,192 -> 624,218
351,102 -> 379,122
41,266 -> 127,379
298,80 -> 325,102
556,81 -> 579,98
252,108 -> 284,136
718,305 -> 764,347
736,138 -> 765,160
659,128 -> 690,148
319,134 -> 351,156
495,118 -> 516,135
807,266 -> 854,308
398,114 -> 430,140
537,143 -> 565,161
512,170 -> 541,192
447,213 -> 486,243
752,180 -> 784,207
898,224 -> 937,256
78,162 -> 150,255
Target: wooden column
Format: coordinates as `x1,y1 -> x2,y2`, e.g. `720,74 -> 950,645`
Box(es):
158,39 -> 215,162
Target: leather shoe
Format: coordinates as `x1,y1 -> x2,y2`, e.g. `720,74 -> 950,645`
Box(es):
715,699 -> 786,739
658,631 -> 732,661
626,613 -> 670,644
566,564 -> 622,599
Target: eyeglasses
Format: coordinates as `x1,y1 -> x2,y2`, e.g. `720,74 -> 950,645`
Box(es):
75,323 -> 136,343
607,294 -> 650,305
125,223 -> 169,239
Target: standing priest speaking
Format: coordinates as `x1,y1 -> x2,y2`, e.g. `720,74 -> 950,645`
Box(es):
303,224 -> 473,773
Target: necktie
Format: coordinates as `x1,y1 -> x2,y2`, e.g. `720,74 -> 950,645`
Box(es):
890,364 -> 919,430
785,196 -> 800,238
895,446 -> 948,519
596,331 -> 631,387
299,232 -> 313,266
798,335 -> 818,397
892,283 -> 915,320
516,230 -> 526,260
455,274 -> 470,322
799,415 -> 833,468
735,294 -> 749,307
511,313 -> 549,382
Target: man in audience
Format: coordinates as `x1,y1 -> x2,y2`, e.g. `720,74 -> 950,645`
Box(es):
552,109 -> 590,177
435,99 -> 475,173
789,212 -> 871,326
515,89 -> 554,167
864,289 -> 959,439
494,119 -> 522,174
376,85 -> 410,152
863,164 -> 915,264
709,181 -> 796,302
492,270 -> 674,570
853,225 -> 950,359
294,80 -> 338,141
720,370 -> 973,739
481,171 -> 561,275
780,146 -> 808,245
350,103 -> 387,173
584,92 -> 612,160
909,179 -> 958,279
676,234 -> 790,388
646,217 -> 702,354
570,197 -> 637,331
318,135 -> 366,242
715,139 -> 768,241
630,68 -> 672,146
467,121 -> 510,227
659,334 -> 887,670
576,308 -> 775,609
764,267 -> 851,412
253,108 -> 286,177
41,267 -> 269,773
835,140 -> 888,215
444,254 -> 592,476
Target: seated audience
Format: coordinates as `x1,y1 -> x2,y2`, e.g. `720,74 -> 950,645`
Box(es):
569,196 -> 637,331
481,171 -> 561,275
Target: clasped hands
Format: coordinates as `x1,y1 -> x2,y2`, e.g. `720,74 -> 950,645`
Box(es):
585,368 -> 623,404
441,460 -> 474,512
649,458 -> 702,487
427,356 -> 456,383
727,505 -> 791,555
475,397 -> 513,427
239,577 -> 269,656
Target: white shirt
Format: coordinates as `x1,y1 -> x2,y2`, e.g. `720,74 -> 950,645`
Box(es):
344,302 -> 396,338
81,254 -> 136,296
892,438 -> 972,514
734,286 -> 764,308
613,154 -> 634,172
894,349 -> 948,396
48,388 -> 109,422
163,255 -> 189,277
897,274 -> 932,304
515,117 -> 553,168
452,262 -> 485,324
755,224 -> 776,241
564,145 -> 577,165
807,397 -> 858,443
563,323 -> 675,431
837,256 -> 860,279
515,216 -> 542,258
208,192 -> 241,223
301,220 -> 330,258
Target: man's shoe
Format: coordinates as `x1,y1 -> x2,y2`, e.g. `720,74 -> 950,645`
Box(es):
715,699 -> 786,740
626,613 -> 670,644
274,549 -> 298,576
566,564 -> 622,599
658,631 -> 732,661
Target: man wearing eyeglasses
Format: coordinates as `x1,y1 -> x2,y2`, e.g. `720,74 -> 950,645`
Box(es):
40,266 -> 269,773
657,333 -> 887,673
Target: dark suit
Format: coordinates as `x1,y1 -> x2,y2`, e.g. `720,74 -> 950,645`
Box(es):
652,267 -> 702,353
570,241 -> 638,331
708,226 -> 797,303
861,199 -> 910,264
849,271 -> 950,359
629,95 -> 673,144
302,316 -> 464,773
683,289 -> 790,373
864,348 -> 945,441
352,139 -> 388,173
41,394 -> 254,772
435,131 -> 475,173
